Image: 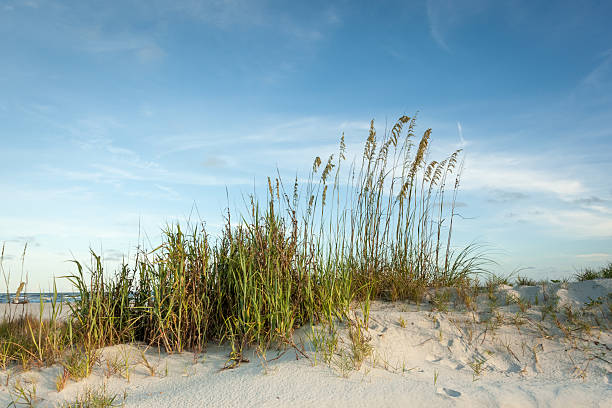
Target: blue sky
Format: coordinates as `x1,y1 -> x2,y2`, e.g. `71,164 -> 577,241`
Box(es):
1,0 -> 611,291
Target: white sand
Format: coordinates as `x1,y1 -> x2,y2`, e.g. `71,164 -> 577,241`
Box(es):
0,301 -> 71,321
1,279 -> 611,407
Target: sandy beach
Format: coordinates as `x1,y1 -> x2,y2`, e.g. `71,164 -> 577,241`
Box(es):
0,302 -> 71,322
1,279 -> 610,407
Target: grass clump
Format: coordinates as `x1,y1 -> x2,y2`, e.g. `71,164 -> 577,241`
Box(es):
516,276 -> 537,286
575,263 -> 612,281
308,324 -> 339,365
1,245 -> 72,371
59,386 -> 125,408
63,346 -> 98,381
347,314 -> 372,370
0,312 -> 69,370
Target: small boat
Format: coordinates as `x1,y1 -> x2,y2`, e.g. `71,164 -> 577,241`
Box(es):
10,282 -> 29,304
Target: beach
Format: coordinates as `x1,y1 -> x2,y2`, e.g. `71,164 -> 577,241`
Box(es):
1,279 -> 610,407
4,1 -> 612,406
0,302 -> 71,322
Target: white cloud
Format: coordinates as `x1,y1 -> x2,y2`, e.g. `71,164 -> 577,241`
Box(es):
575,253 -> 610,259
456,121 -> 467,148
584,204 -> 612,215
454,144 -> 612,240
461,152 -> 585,198
526,208 -> 612,238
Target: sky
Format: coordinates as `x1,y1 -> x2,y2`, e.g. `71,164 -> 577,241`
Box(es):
1,0 -> 611,291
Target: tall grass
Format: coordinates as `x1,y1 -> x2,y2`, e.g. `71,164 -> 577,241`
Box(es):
0,244 -> 70,370
63,115 -> 486,354
2,115 -> 489,367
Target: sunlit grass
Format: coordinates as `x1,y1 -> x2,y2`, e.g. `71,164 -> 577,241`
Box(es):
0,114 -> 552,375
62,115 -> 484,355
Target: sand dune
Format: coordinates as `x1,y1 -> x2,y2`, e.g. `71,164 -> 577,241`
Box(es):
1,279 -> 611,407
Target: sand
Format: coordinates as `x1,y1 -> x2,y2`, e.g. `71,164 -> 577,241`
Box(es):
1,279 -> 611,407
0,301 -> 71,321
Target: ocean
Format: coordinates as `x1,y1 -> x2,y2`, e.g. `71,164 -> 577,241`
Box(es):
0,292 -> 80,303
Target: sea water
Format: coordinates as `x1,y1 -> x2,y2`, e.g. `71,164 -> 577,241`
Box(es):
0,292 -> 80,303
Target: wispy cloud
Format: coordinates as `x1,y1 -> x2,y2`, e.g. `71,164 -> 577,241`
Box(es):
486,189 -> 529,203
5,236 -> 39,246
571,196 -> 607,206
0,185 -> 95,203
575,253 -> 610,260
136,43 -> 166,62
426,0 -> 450,51
168,0 -> 266,28
0,216 -> 131,241
124,185 -> 182,201
528,208 -> 612,238
155,184 -> 181,200
581,48 -> 612,87
2,0 -> 40,11
462,152 -> 585,198
61,116 -> 124,149
426,0 -> 488,51
456,121 -> 466,147
45,162 -> 250,188
455,143 -> 612,241
151,0 -> 339,44
2,2 -> 166,64
155,116 -> 368,160
76,28 -> 166,62
569,47 -> 612,109
202,156 -> 228,168
102,248 -> 127,262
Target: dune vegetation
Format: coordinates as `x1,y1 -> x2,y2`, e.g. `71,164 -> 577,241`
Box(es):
1,115 -> 610,407
1,115 -> 477,363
